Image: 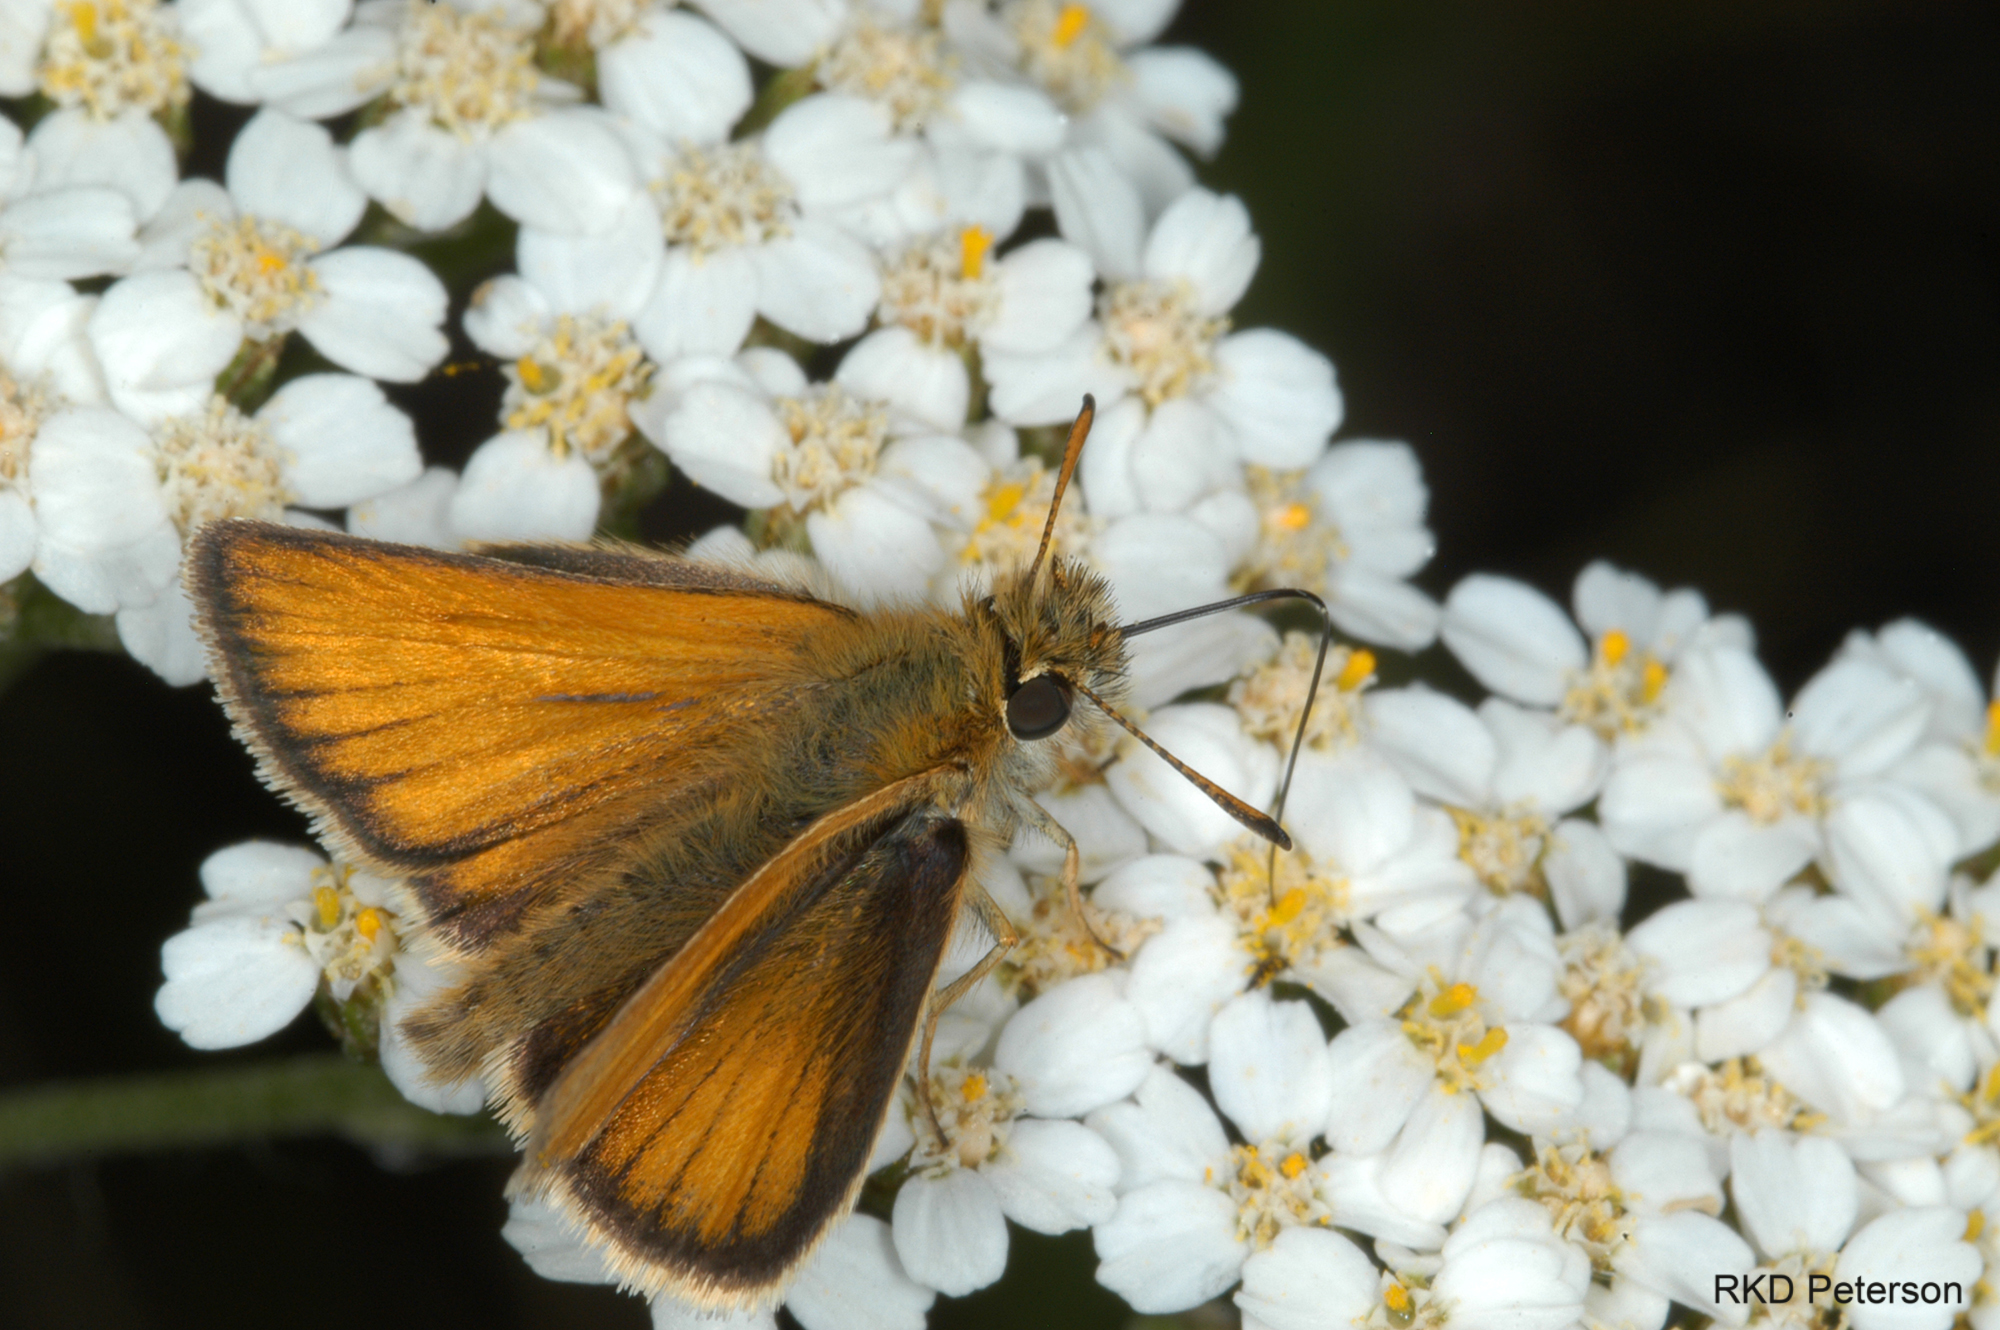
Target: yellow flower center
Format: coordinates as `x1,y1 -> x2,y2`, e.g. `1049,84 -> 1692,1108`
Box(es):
1665,1058 -> 1824,1137
1099,278 -> 1227,408
956,458 -> 1096,582
1000,870 -> 1155,1001
1222,1140 -> 1328,1247
1214,837 -> 1349,980
1515,1141 -> 1634,1273
1233,466 -> 1351,595
499,312 -> 653,464
1399,972 -> 1506,1093
1006,0 -> 1127,113
816,19 -> 959,131
770,386 -> 888,515
1716,734 -> 1830,825
878,227 -> 1001,347
911,1064 -> 1023,1173
1906,908 -> 1993,1019
0,372 -> 53,497
152,397 -> 292,535
546,0 -> 647,48
38,0 -> 189,119
654,140 -> 796,255
290,862 -> 400,1002
1451,806 -> 1550,898
389,0 -> 542,139
1230,631 -> 1374,752
189,214 -> 327,338
1557,921 -> 1656,1067
1561,628 -> 1671,738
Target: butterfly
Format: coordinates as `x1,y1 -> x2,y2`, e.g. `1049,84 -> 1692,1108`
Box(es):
186,398 -> 1324,1309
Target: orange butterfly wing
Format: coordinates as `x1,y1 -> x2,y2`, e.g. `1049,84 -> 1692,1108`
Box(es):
516,779 -> 970,1306
187,520 -> 853,946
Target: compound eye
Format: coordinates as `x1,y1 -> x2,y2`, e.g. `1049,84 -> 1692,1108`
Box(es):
1007,673 -> 1072,741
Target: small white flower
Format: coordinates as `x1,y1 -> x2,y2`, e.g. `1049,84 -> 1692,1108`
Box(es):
0,287 -> 107,584
1089,989 -> 1436,1314
453,214 -> 660,542
1322,902 -> 1582,1224
154,840 -> 483,1113
640,361 -> 989,602
1728,1129 -> 1858,1329
1366,686 -> 1609,910
347,0 -> 639,234
103,108 -> 449,410
1515,1129 -> 1754,1325
1600,644 -> 1951,904
29,378 -> 420,678
988,0 -> 1237,213
619,92 -> 911,359
1834,1206 -> 1978,1330
888,1057 -> 1120,1297
1442,564 -> 1751,740
997,189 -> 1340,474
180,0 -> 397,118
7,1 -> 187,226
1841,619 -> 2000,858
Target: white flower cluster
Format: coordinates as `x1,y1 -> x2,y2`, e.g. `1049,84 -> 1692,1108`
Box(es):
33,3 -> 1979,1329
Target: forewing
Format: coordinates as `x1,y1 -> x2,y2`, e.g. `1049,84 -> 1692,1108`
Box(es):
518,791 -> 970,1307
187,520 -> 851,945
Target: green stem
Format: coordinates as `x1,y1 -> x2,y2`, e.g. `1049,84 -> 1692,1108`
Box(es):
0,1054 -> 509,1169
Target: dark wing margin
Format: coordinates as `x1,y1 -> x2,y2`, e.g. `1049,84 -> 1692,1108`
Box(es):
515,803 -> 970,1308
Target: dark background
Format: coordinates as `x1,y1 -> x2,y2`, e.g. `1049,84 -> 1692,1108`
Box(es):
4,2 -> 1997,1325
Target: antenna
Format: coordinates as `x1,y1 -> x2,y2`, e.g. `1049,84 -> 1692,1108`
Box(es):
1026,395 -> 1094,588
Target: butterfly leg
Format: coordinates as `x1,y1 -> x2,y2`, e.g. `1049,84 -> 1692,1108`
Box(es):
915,882 -> 1020,1148
1012,796 -> 1123,960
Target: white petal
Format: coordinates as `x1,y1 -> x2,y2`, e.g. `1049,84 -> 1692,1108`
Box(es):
1686,811 -> 1819,903
26,107 -> 177,220
116,582 -> 208,685
1209,329 -> 1342,469
155,914 -> 319,1049
1309,440 -> 1433,577
1791,656 -> 1931,777
599,9 -> 750,146
1730,1129 -> 1857,1259
1236,1226 -> 1377,1330
1626,899 -> 1768,1007
1478,1023 -> 1585,1135
1122,914 -> 1246,1064
1365,686 -> 1496,807
692,0 -> 843,67
835,327 -> 968,433
1323,1020 -> 1432,1154
1756,992 -> 1904,1125
462,274 -> 550,358
1324,566 -> 1441,651
250,26 -> 399,121
226,109 -> 365,247
448,430 -> 600,543
1834,1208 -> 1977,1330
785,1213 -> 934,1330
806,486 -> 943,605
1666,646 -> 1785,761
1105,701 -> 1277,857
1695,966 -> 1796,1063
517,195 -> 665,320
1381,1083 -> 1485,1223
1093,854 -> 1218,920
1313,1151 -> 1450,1249
1049,147 -> 1146,281
261,373 -> 420,507
1091,510 -> 1230,624
346,467 -> 459,548
948,80 -> 1066,156
766,95 -> 915,211
1209,990 -> 1333,1145
890,1168 -> 1007,1296
1129,46 -> 1238,156
1443,574 -> 1587,707
500,1195 -> 614,1285
1545,817 -> 1627,929
486,109 -> 638,235
984,1117 -> 1120,1233
1085,1063 -> 1230,1192
983,238 -> 1097,355
347,112 -> 485,232
1824,788 -> 1952,923
1144,188 -> 1258,314
27,406 -> 179,611
88,269 -> 241,424
0,186 -> 138,279
656,378 -> 785,507
298,245 -> 450,382
752,219 -> 881,343
994,973 -> 1152,1118
1093,1181 -> 1248,1315
636,244 -> 760,360
1599,749 -> 1726,871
